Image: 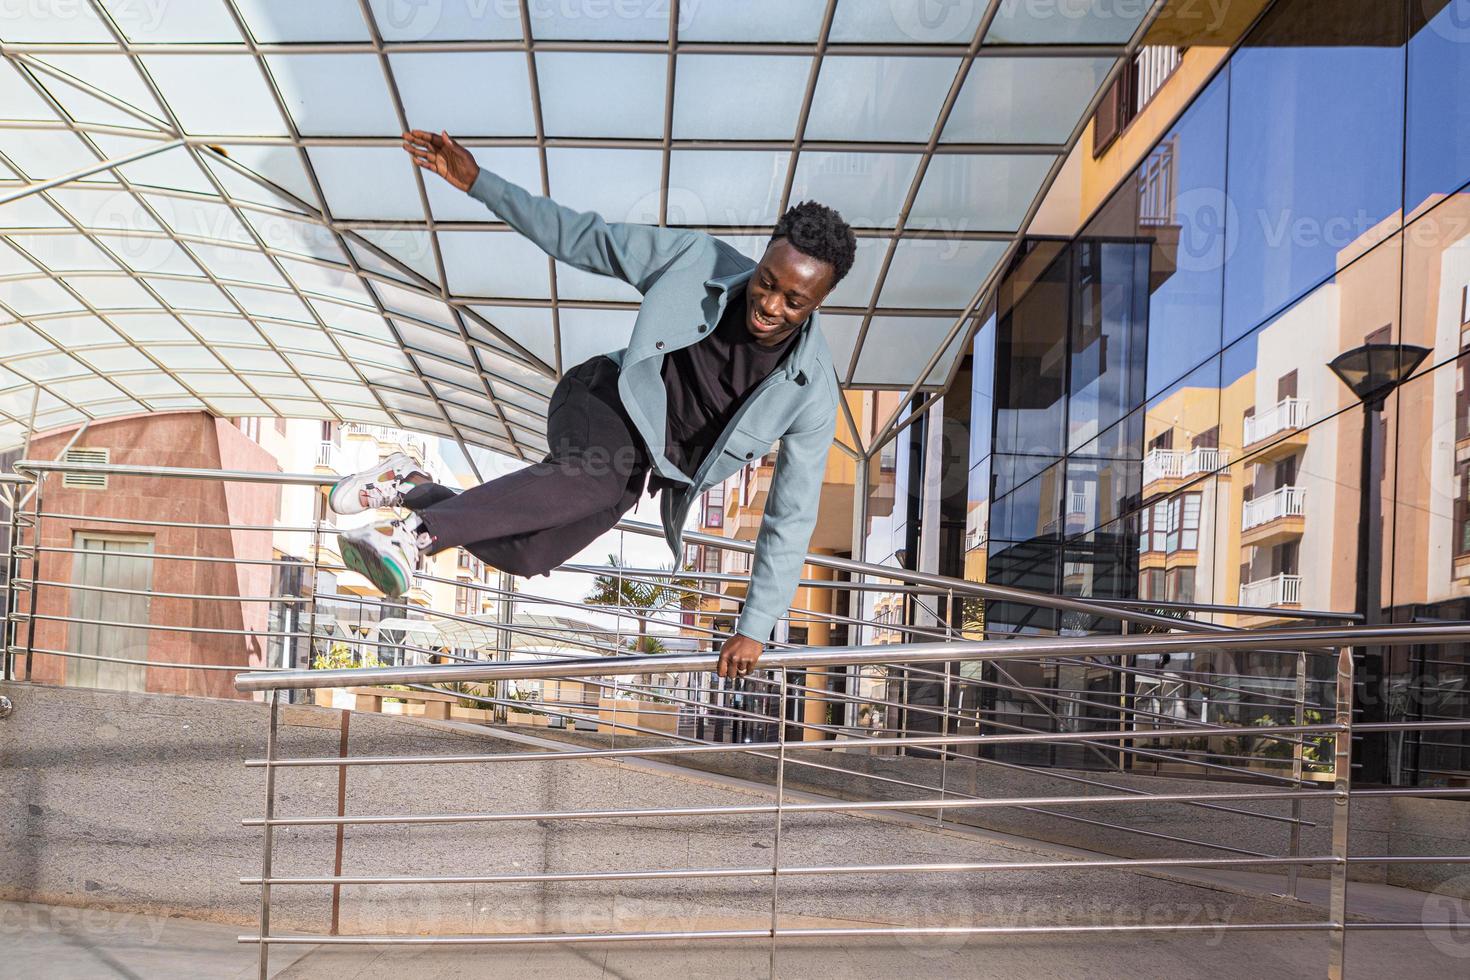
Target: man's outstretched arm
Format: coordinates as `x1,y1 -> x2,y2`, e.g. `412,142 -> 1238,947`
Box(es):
404,129 -> 696,293
716,406 -> 838,679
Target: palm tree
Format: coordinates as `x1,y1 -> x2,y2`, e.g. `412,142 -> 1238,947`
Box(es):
583,553 -> 698,650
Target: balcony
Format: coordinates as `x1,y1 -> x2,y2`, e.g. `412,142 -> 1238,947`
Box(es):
1242,398 -> 1309,460
1143,446 -> 1227,486
1241,485 -> 1306,546
313,440 -> 344,475
1239,573 -> 1303,610
343,422 -> 429,466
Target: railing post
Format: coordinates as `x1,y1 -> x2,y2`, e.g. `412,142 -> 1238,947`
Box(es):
1286,650 -> 1307,901
302,490 -> 323,702
23,475 -> 42,682
2,481 -> 21,683
256,689 -> 280,980
1327,646 -> 1354,979
768,666 -> 788,978
938,586 -> 953,824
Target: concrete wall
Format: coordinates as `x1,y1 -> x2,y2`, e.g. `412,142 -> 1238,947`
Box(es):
0,681 -> 1308,937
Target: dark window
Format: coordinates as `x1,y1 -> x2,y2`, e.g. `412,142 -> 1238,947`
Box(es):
1277,370 -> 1299,401
1192,426 -> 1219,450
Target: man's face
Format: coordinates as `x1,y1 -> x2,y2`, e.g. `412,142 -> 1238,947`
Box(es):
745,238 -> 837,346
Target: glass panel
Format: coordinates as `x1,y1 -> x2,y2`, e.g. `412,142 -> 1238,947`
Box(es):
1407,2 -> 1470,219
1,132 -> 103,182
0,277 -> 84,316
529,2 -> 669,40
908,154 -> 1053,232
816,313 -> 863,375
984,0 -> 1148,45
546,148 -> 662,222
7,234 -> 117,273
1070,411 -> 1146,540
307,147 -> 424,220
235,0 -> 371,42
668,150 -> 788,227
788,151 -> 920,229
439,230 -> 552,298
100,0 -> 239,42
943,57 -> 1116,144
211,144 -> 319,208
147,194 -> 251,245
391,53 -> 536,136
680,1 -> 823,41
67,275 -> 159,311
556,307 -> 637,367
1134,68 -> 1230,398
993,241 -> 1069,458
805,56 -> 959,143
39,315 -> 122,347
265,54 -> 401,137
851,315 -> 958,385
970,310 -> 996,464
830,0 -> 983,44
33,55 -> 166,120
468,304 -> 558,368
357,228 -> 438,282
0,59 -> 62,119
189,242 -> 288,289
534,52 -> 665,138
139,55 -> 289,136
1223,232 -> 1402,461
1067,239 -> 1148,450
143,277 -> 234,313
93,136 -> 214,195
227,285 -> 313,322
823,236 -> 885,310
672,54 -> 808,140
1221,0 -> 1405,343
878,238 -> 1007,310
366,0 -> 521,41
1401,192 -> 1470,377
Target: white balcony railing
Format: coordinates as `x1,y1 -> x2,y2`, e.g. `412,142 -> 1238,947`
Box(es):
1242,485 -> 1306,531
1239,573 -> 1303,609
1243,398 -> 1308,446
315,440 -> 343,474
1142,446 -> 1227,484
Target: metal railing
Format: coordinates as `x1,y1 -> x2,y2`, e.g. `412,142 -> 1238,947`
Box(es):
1244,397 -> 1309,447
1240,573 -> 1305,609
1143,446 -> 1228,484
1243,485 -> 1307,531
2,458 -> 1468,978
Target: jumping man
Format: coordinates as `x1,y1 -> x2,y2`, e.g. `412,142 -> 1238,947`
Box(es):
334,130 -> 854,680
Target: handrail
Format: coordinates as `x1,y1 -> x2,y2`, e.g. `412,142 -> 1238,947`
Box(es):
13,457 -> 1271,632
234,621 -> 1470,692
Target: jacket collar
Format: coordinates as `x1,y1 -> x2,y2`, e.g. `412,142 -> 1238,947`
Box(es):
704,268 -> 823,384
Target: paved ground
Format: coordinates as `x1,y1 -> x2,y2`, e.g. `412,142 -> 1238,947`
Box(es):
8,885 -> 1468,980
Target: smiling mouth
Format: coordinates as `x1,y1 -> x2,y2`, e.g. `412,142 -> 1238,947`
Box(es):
750,308 -> 782,330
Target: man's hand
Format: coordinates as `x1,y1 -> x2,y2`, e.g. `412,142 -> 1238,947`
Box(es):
403,129 -> 478,192
717,633 -> 763,680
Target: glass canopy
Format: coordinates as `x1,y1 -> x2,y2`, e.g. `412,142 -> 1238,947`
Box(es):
0,0 -> 1143,458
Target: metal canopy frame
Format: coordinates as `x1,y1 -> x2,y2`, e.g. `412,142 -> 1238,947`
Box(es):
0,0 -> 1163,465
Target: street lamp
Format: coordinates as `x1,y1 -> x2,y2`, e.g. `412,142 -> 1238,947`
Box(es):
1327,341 -> 1430,784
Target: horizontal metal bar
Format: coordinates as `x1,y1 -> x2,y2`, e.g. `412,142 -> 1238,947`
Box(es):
28,579 -> 310,604
243,789 -> 1341,829
235,622 -> 1470,691
239,922 -> 1352,947
241,855 -> 1338,887
11,645 -> 282,673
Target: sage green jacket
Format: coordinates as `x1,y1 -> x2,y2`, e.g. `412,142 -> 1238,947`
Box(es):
468,169 -> 838,643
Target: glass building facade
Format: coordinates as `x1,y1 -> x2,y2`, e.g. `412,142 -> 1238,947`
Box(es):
963,0 -> 1470,785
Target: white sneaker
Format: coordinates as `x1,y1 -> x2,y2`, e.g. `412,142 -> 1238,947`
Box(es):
339,520 -> 421,598
328,452 -> 428,516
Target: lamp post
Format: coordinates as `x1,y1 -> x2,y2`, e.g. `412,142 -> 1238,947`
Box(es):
1327,342 -> 1430,785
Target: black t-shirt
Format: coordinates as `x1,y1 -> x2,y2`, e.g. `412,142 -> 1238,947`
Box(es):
648,285 -> 800,494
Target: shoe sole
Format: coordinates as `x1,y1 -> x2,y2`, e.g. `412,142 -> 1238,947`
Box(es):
341,534 -> 410,598
327,478 -> 365,516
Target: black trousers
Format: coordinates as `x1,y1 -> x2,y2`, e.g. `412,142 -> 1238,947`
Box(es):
405,356 -> 654,577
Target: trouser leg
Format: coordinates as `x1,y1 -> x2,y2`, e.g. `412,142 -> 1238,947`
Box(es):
403,356 -> 651,576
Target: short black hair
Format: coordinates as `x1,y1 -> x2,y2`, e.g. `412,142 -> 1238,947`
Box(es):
769,200 -> 856,286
